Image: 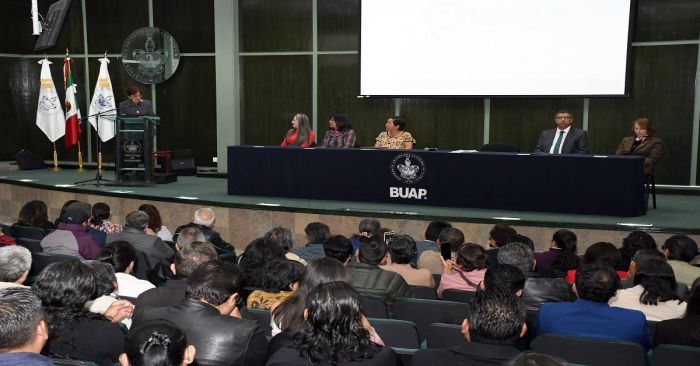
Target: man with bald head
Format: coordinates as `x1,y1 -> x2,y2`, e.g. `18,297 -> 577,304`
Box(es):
173,207 -> 236,260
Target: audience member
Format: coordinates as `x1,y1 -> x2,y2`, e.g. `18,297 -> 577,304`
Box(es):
350,218 -> 382,253
133,261 -> 267,366
264,226 -> 306,264
119,319 -> 196,366
134,241 -> 218,309
267,281 -> 396,366
0,288 -> 52,365
291,222 -> 331,262
40,207 -> 101,259
413,290 -> 526,366
537,263 -> 651,350
482,263 -> 526,296
173,208 -> 236,259
621,248 -> 688,299
98,241 -> 155,298
53,199 -> 79,226
381,235 -> 434,287
138,203 -> 172,242
565,242 -> 628,283
619,231 -> 657,271
238,238 -> 286,288
609,258 -> 686,321
437,243 -> 487,297
0,246 -> 31,288
486,224 -> 517,265
33,261 -> 132,365
84,260 -> 133,329
348,239 -> 413,306
0,227 -> 14,246
175,227 -> 205,250
663,234 -> 700,287
90,202 -> 122,235
534,229 -> 579,276
654,277 -> 700,347
418,227 -> 465,274
323,235 -> 354,265
247,259 -> 304,310
13,200 -> 55,230
107,210 -> 174,271
415,221 -> 451,260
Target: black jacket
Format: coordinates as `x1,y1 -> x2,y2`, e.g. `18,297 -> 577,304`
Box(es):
413,342 -> 521,366
347,261 -> 414,306
133,299 -> 267,366
521,272 -> 576,313
174,223 -> 236,259
133,279 -> 186,309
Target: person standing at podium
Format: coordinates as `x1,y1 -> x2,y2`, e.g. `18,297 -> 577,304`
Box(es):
534,110 -> 589,154
118,86 -> 155,116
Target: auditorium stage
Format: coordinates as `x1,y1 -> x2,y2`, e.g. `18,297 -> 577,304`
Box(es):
1,168 -> 699,252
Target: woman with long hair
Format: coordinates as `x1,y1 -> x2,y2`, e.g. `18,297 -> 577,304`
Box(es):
281,113 -> 315,148
98,241 -> 155,298
437,243 -> 488,298
138,203 -> 173,242
267,281 -> 396,366
534,229 -> 580,276
238,237 -> 287,289
320,114 -> 357,148
14,200 -> 55,230
119,320 -> 196,366
654,277 -> 700,346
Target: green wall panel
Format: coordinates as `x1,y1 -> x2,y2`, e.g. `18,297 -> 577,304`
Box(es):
400,98 -> 484,150
318,0 -> 359,51
239,0 -> 312,52
85,0 -> 148,54
154,0 -> 215,53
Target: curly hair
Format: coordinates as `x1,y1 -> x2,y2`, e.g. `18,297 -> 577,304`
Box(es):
634,258 -> 680,305
238,238 -> 286,288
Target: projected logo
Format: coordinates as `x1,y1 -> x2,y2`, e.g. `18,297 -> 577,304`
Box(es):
121,27 -> 180,84
390,153 -> 426,184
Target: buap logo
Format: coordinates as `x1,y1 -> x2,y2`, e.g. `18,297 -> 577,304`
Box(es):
390,153 -> 426,185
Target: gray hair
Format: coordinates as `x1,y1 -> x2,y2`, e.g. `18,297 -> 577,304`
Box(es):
193,207 -> 216,227
0,246 -> 32,282
124,210 -> 150,230
264,227 -> 294,251
177,227 -> 206,248
497,243 -> 534,274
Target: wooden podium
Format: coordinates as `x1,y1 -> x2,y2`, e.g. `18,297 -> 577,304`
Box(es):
114,116 -> 159,186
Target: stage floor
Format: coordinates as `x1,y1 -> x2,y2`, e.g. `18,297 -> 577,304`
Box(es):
1,168 -> 699,235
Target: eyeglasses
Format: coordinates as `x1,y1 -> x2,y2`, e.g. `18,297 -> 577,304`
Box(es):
556,116 -> 573,120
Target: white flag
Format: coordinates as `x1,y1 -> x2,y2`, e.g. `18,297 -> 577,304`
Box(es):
36,59 -> 65,142
88,57 -> 117,142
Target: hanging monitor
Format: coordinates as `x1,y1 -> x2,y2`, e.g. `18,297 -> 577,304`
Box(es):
35,0 -> 73,51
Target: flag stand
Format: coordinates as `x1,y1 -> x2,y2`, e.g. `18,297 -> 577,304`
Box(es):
76,141 -> 85,172
49,142 -> 62,171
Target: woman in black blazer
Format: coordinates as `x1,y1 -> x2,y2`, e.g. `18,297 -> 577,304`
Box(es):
653,277 -> 700,347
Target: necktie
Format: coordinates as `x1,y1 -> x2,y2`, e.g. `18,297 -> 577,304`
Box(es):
552,130 -> 565,154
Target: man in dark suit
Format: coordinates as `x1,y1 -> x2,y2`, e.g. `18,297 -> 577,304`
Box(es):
118,86 -> 155,116
535,110 -> 589,154
412,290 -> 525,366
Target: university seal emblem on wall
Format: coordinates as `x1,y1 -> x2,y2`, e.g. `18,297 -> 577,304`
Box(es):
121,27 -> 180,84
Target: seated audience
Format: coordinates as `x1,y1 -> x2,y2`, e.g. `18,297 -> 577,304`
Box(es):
134,241 -> 218,309
653,277 -> 700,347
13,200 -> 55,230
98,241 -> 155,298
418,227 -> 465,275
173,208 -> 236,259
119,319 -> 196,366
622,248 -> 689,299
90,202 -> 122,235
537,263 -> 651,350
0,288 -> 52,365
291,222 -> 331,262
267,281 -> 396,366
280,113 -> 315,148
609,258 -> 686,321
381,235 -> 434,287
32,261 -> 132,365
415,221 -> 451,261
133,261 -> 268,366
138,203 -> 172,242
498,243 -> 575,312
320,114 -> 357,148
0,246 -> 31,288
52,199 -> 80,227
350,218 -> 382,254
663,234 -> 700,287
238,238 -> 286,288
247,259 -> 304,310
40,207 -> 101,259
107,210 -> 174,270
619,231 -> 657,271
0,226 -> 14,246
566,242 -> 628,283
374,116 -> 415,149
481,263 -> 526,296
175,227 -> 206,250
84,260 -> 133,329
510,352 -> 568,366
412,290 -> 526,366
437,243 -> 487,297
323,235 -> 354,265
348,239 -> 413,306
264,227 -> 306,265
534,229 -> 579,276
486,224 -> 517,265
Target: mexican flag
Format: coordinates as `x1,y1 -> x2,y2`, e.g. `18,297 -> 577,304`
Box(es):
63,55 -> 81,149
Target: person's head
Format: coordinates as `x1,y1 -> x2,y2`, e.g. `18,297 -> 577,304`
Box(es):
0,288 -> 48,353
185,261 -> 245,314
329,114 -> 350,131
633,117 -> 655,138
554,110 -> 574,130
634,258 -> 680,305
264,227 -> 294,252
463,290 -> 526,344
489,224 -> 517,248
127,86 -> 142,104
305,222 -> 331,244
574,262 -> 620,303
61,207 -> 89,226
193,208 -> 216,228
455,243 -> 488,272
358,218 -> 381,236
238,238 -> 286,288
32,261 -> 96,309
173,241 -> 218,279
358,241 -> 388,266
483,263 -> 526,296
261,259 -> 305,292
438,227 -> 465,248
176,227 -> 206,249
124,210 -> 150,231
663,235 -> 698,263
120,320 -> 195,366
0,246 -> 32,284
387,235 -> 417,265
425,221 -> 451,242
685,277 -> 700,319
323,235 -> 353,264
289,113 -> 312,146
628,248 -> 664,278
584,242 -> 623,270
497,243 -> 534,274
90,202 -> 112,226
17,200 -> 50,227
84,260 -> 117,298
98,240 -> 137,274
509,235 -> 535,252
550,229 -> 580,272
385,116 -> 405,132
56,199 -> 79,223
138,204 -> 163,232
620,231 -> 657,268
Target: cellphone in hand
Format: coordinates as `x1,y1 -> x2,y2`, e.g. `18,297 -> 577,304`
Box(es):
383,231 -> 395,245
440,242 -> 452,261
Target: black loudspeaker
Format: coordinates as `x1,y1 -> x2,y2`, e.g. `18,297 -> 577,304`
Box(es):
171,158 -> 196,176
15,150 -> 46,170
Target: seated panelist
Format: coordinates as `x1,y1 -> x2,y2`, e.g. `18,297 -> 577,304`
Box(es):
280,113 -> 315,148
374,116 -> 415,149
615,117 -> 662,176
320,114 -> 357,148
534,110 -> 589,154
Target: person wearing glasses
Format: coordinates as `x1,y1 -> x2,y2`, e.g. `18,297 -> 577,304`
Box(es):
534,110 -> 589,154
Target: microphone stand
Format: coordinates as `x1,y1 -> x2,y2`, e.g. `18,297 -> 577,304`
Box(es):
75,108 -> 118,186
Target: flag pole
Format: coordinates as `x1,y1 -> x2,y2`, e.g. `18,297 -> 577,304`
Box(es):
50,142 -> 62,171
76,141 -> 85,172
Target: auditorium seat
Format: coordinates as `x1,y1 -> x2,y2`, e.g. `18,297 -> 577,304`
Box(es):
652,344 -> 700,366
0,223 -> 13,237
360,296 -> 388,318
410,285 -> 438,300
369,318 -> 420,349
11,225 -> 47,240
441,289 -> 475,303
16,237 -> 43,253
531,333 -> 646,366
392,298 -> 468,342
646,174 -> 657,209
425,322 -> 464,349
27,252 -> 80,284
51,358 -> 97,365
247,307 -> 272,337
